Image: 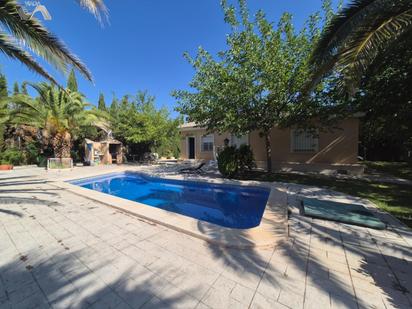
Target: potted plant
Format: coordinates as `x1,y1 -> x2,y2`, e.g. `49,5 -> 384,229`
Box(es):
0,162 -> 13,170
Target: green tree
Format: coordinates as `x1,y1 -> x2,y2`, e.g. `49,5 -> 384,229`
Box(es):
174,0 -> 327,171
21,82 -> 28,95
0,0 -> 107,84
12,83 -> 104,158
109,96 -> 119,116
13,81 -> 19,95
0,74 -> 8,147
0,74 -> 8,98
354,35 -> 412,161
308,0 -> 412,93
67,69 -> 78,92
110,91 -> 181,157
98,92 -> 106,111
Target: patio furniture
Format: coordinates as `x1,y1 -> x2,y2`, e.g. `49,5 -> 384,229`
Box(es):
179,162 -> 206,174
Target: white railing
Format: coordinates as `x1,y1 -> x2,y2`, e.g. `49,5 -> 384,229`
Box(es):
47,158 -> 73,170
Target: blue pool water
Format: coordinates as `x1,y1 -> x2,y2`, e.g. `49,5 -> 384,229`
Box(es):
70,172 -> 270,229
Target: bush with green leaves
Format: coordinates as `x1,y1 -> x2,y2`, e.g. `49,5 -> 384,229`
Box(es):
0,148 -> 25,165
217,145 -> 256,178
24,141 -> 42,165
237,144 -> 256,172
217,146 -> 239,178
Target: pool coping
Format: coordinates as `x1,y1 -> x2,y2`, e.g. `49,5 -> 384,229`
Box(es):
52,167 -> 288,249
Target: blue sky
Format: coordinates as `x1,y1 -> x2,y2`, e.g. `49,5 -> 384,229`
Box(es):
1,0 -> 343,117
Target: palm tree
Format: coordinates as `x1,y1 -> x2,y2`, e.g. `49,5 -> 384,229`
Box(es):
308,0 -> 412,93
12,82 -> 106,158
0,0 -> 107,85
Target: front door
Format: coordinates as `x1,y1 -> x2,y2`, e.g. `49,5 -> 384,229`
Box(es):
188,137 -> 195,159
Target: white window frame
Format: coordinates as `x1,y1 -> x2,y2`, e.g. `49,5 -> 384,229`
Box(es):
290,129 -> 319,153
201,134 -> 214,152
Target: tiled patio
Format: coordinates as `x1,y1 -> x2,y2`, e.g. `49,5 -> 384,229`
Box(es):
1,166 -> 411,308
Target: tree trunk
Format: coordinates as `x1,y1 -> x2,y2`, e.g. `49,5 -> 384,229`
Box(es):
52,131 -> 72,158
264,132 -> 272,172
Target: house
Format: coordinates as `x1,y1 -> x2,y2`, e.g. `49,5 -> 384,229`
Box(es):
178,117 -> 364,174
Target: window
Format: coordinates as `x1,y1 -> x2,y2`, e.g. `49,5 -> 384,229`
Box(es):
291,129 -> 319,152
231,134 -> 249,147
201,134 -> 214,152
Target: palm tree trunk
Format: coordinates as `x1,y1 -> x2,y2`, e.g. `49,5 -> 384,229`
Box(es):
52,131 -> 72,158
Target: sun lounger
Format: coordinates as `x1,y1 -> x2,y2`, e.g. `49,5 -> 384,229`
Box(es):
179,162 -> 206,174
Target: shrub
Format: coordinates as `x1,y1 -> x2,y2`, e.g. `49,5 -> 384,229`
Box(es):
24,141 -> 41,165
217,145 -> 256,178
0,148 -> 25,165
238,144 -> 256,172
217,146 -> 238,178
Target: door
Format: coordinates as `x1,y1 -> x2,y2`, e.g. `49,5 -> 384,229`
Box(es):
188,137 -> 195,159
109,144 -> 118,163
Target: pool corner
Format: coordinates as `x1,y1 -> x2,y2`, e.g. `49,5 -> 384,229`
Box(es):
54,169 -> 288,249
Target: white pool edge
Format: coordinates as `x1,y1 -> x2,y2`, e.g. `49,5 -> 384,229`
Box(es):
53,168 -> 288,249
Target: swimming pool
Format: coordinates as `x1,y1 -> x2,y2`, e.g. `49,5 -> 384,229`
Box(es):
70,172 -> 270,229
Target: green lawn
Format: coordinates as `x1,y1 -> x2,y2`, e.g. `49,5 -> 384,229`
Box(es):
237,171 -> 412,227
365,161 -> 412,181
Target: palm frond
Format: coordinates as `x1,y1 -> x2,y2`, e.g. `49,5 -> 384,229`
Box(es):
308,0 -> 412,92
338,8 -> 412,80
77,0 -> 108,25
310,0 -> 377,67
0,0 -> 93,81
0,32 -> 59,85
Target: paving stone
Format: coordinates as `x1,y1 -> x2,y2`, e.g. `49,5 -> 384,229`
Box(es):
230,283 -> 255,306
201,287 -> 247,309
35,271 -> 79,303
277,288 -> 304,309
304,284 -> 330,309
140,296 -> 170,309
356,290 -> 386,309
88,291 -> 125,308
330,294 -> 357,309
48,289 -> 84,309
113,278 -> 155,309
7,280 -> 42,305
255,271 -> 281,301
11,292 -> 51,309
250,292 -> 288,309
194,302 -> 212,309
2,168 -> 412,309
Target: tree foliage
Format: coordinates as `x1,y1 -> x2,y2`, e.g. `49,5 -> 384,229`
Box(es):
98,92 -> 106,111
174,0 -> 332,171
217,144 -> 256,178
21,82 -> 28,95
354,34 -> 412,161
67,69 -> 78,92
109,91 -> 181,158
13,81 -> 19,95
0,0 -> 107,85
0,73 -> 8,147
308,0 -> 412,94
11,83 -> 104,158
0,74 -> 8,98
